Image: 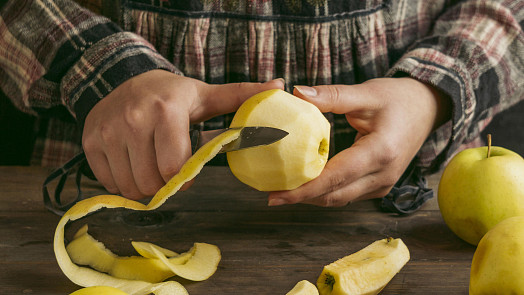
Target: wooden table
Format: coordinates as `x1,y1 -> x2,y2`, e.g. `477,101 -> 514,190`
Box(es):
0,166 -> 475,294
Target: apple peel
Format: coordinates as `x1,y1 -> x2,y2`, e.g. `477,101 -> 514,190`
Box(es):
66,225 -> 219,283
54,128 -> 242,294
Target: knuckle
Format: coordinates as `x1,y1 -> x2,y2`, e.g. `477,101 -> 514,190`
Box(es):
152,97 -> 171,116
123,105 -> 147,132
376,140 -> 399,166
326,86 -> 342,107
317,193 -> 350,207
105,184 -> 119,195
98,123 -> 117,144
82,137 -> 97,154
138,181 -> 163,197
121,188 -> 145,200
158,164 -> 180,181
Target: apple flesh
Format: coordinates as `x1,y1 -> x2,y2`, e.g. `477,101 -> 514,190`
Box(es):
316,238 -> 410,295
438,145 -> 524,245
469,215 -> 524,294
286,280 -> 319,295
227,89 -> 330,191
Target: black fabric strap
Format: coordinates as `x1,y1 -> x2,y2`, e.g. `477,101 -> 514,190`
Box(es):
380,161 -> 434,215
42,151 -> 91,216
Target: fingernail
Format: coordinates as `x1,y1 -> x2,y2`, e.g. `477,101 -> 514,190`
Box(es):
268,198 -> 287,206
274,78 -> 286,85
294,85 -> 317,97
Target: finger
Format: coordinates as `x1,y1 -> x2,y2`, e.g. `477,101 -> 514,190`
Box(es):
84,151 -> 119,194
193,78 -> 285,121
299,173 -> 394,207
267,139 -> 379,206
268,132 -> 397,207
105,144 -> 144,200
293,84 -> 378,114
127,132 -> 166,197
154,109 -> 192,185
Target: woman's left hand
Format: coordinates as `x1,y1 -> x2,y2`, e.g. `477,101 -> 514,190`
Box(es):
268,77 -> 451,207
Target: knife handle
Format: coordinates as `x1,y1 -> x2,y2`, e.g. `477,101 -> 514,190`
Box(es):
190,128 -> 200,154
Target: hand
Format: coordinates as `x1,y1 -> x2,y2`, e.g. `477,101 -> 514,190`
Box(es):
268,77 -> 451,207
82,70 -> 284,200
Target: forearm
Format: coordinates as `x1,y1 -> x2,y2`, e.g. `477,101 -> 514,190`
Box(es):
0,0 -> 179,123
387,0 -> 524,173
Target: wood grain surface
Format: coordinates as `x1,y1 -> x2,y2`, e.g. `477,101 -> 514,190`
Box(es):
0,166 -> 475,294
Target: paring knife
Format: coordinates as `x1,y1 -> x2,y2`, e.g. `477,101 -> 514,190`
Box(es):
190,127 -> 289,153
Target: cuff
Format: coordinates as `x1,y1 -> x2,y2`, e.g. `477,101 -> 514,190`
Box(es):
62,32 -> 181,126
385,48 -> 466,174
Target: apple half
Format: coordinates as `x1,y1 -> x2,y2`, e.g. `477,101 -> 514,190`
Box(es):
227,89 -> 331,191
316,238 -> 410,295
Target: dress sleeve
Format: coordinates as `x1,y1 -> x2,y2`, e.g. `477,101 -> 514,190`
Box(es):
386,0 -> 524,174
0,0 -> 181,125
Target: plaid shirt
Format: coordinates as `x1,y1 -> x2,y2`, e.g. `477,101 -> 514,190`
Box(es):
1,0 -> 523,175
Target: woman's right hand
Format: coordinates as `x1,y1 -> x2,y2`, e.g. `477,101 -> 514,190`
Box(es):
82,70 -> 284,200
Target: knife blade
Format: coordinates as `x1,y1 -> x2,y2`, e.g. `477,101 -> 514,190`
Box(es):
190,127 -> 288,154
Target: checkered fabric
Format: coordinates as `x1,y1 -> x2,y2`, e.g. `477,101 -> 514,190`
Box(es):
1,0 -> 523,176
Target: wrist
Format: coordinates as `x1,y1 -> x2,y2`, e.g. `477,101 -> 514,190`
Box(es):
401,77 -> 452,132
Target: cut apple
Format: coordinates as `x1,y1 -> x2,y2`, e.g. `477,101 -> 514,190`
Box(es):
316,238 -> 410,295
227,89 -> 330,191
287,280 -> 320,295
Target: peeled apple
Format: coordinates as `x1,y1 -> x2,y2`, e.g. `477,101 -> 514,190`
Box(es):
316,238 -> 410,295
227,89 -> 331,191
286,280 -> 320,295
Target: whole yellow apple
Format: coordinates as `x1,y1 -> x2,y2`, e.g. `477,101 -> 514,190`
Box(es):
438,142 -> 524,245
469,215 -> 524,294
227,89 -> 330,191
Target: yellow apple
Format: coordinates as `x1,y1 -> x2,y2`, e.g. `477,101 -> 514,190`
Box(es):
286,280 -> 320,295
438,142 -> 524,245
316,238 -> 410,295
227,89 -> 330,191
469,215 -> 524,294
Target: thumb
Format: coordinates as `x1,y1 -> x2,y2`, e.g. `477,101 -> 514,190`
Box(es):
193,78 -> 285,122
293,84 -> 371,114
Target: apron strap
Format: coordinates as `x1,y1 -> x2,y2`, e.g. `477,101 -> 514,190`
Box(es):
42,151 -> 93,216
380,161 -> 434,215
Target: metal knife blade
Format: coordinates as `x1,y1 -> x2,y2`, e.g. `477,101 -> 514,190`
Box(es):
190,127 -> 288,154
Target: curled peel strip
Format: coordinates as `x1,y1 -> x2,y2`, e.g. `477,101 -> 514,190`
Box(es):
66,225 -> 201,283
54,129 -> 242,295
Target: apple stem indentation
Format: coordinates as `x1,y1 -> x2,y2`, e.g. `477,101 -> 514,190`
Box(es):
487,134 -> 492,158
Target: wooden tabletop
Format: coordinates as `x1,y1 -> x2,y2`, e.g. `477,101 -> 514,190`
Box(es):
0,166 -> 475,294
